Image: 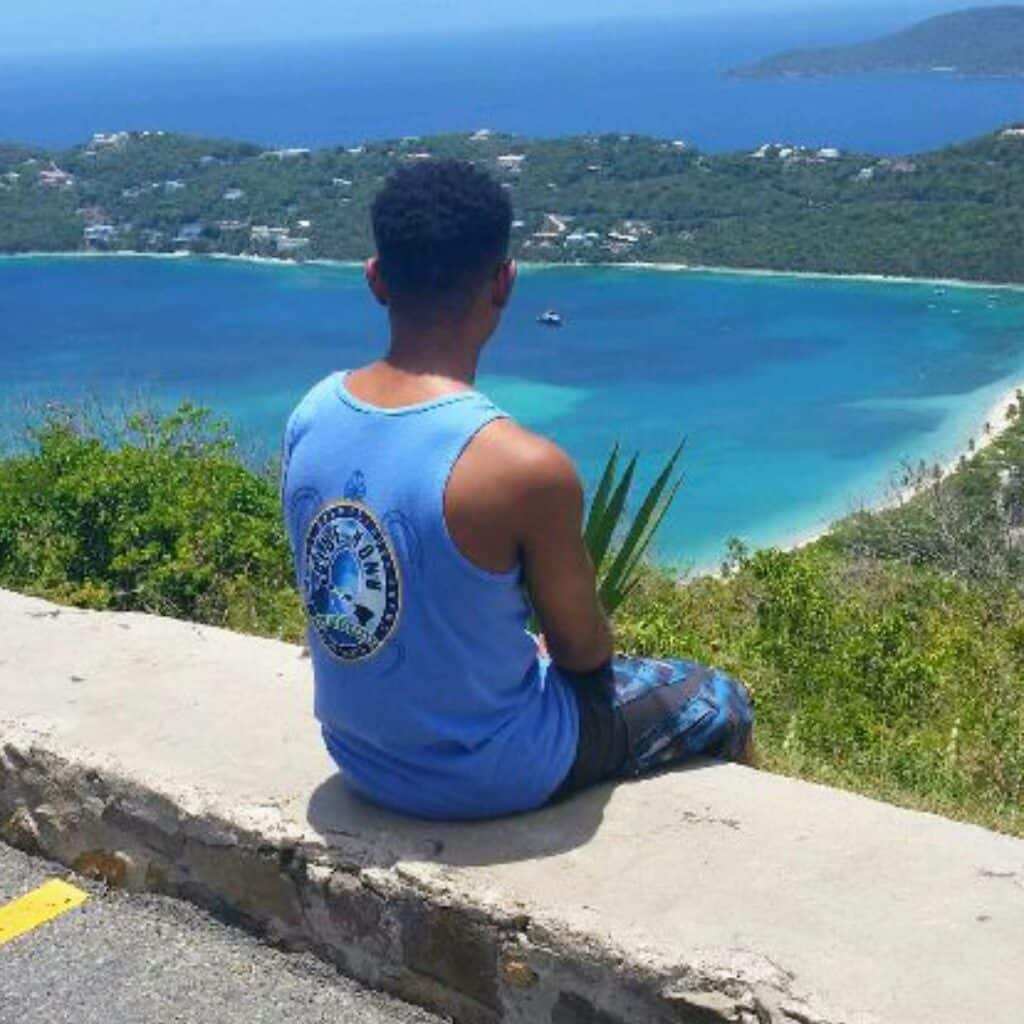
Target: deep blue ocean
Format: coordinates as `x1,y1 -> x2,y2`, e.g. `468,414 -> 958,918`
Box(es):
4,8 -> 1024,154
4,256 -> 1024,570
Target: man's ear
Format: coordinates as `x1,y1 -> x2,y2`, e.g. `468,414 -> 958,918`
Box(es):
365,257 -> 388,307
493,258 -> 517,309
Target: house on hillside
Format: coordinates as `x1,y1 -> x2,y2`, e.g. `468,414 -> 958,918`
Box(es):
88,132 -> 129,152
496,154 -> 526,173
39,164 -> 74,189
622,220 -> 653,237
173,223 -> 204,246
251,225 -> 290,244
533,213 -> 569,241
276,236 -> 310,254
83,224 -> 118,246
250,224 -> 309,255
260,148 -> 311,160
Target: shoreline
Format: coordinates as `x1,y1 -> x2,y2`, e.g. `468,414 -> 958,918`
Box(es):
4,248 -> 1024,295
684,379 -> 1022,578
763,379 -> 1023,564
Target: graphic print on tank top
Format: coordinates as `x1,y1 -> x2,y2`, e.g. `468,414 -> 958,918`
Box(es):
303,472 -> 402,662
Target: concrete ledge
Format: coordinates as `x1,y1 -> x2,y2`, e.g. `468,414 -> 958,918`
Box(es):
1,589 -> 1022,1023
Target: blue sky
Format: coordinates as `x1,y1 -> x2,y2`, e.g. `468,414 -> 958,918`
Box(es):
0,0 -> 969,55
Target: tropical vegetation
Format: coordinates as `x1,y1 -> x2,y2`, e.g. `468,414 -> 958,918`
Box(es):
0,402 -> 1021,837
3,124 -> 1024,283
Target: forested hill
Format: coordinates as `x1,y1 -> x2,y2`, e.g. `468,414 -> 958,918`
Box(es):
2,125 -> 1024,283
732,6 -> 1024,78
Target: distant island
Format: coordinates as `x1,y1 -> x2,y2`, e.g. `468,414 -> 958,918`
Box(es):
731,5 -> 1024,79
2,123 -> 1024,284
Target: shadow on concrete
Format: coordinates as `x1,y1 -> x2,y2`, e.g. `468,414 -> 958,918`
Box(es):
306,758 -> 723,869
306,771 -> 612,867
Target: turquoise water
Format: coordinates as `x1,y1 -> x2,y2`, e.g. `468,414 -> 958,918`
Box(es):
3,255 -> 1024,570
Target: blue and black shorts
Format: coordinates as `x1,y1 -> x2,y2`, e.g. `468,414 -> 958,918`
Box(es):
552,656 -> 754,800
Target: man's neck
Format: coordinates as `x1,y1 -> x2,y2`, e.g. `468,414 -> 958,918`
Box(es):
385,319 -> 484,388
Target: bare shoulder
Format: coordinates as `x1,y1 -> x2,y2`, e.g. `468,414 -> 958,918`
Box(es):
466,419 -> 582,501
445,418 -> 582,573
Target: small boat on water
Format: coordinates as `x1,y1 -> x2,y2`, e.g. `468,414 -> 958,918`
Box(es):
537,310 -> 563,327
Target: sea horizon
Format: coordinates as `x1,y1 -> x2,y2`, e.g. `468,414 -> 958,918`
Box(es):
4,8 -> 1023,155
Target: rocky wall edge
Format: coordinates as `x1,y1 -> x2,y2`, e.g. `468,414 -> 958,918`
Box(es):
0,724 -> 840,1024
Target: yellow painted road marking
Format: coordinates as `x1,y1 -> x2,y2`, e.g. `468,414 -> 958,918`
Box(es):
0,879 -> 89,946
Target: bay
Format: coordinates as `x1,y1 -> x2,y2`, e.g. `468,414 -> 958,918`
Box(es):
3,254 -> 1024,571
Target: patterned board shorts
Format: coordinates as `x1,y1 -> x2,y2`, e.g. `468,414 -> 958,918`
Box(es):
552,656 -> 754,800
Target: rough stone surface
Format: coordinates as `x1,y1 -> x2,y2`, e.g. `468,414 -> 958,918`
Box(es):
2,588 -> 1023,1024
0,842 -> 445,1024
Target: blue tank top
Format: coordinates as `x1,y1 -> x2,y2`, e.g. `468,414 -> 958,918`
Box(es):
281,371 -> 579,819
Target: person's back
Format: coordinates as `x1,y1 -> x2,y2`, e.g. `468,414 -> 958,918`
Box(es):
283,159 -> 754,821
281,370 -> 579,818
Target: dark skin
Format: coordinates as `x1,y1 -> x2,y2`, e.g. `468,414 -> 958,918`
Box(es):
349,256 -> 615,674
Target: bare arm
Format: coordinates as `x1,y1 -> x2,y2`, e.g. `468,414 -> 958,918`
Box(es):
445,420 -> 614,673
518,443 -> 614,674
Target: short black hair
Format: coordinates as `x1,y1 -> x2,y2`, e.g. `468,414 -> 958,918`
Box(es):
371,159 -> 512,315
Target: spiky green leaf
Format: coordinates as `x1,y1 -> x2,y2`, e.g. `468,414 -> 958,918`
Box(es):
600,442 -> 684,603
583,443 -> 620,551
587,454 -> 637,574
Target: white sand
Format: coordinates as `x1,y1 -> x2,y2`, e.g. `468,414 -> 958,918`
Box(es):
775,381 -> 1024,560
7,250 -> 1024,294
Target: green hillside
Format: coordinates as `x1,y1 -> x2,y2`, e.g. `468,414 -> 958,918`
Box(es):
3,125 -> 1024,283
733,6 -> 1024,78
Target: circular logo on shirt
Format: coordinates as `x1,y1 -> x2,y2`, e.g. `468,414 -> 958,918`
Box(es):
303,501 -> 402,662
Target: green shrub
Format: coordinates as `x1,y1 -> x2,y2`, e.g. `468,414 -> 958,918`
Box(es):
0,404 -> 303,639
618,549 -> 1024,835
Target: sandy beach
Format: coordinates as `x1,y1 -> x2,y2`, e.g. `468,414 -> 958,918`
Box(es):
768,380 -> 1024,563
5,249 -> 1024,296
523,258 -> 1024,295
686,381 -> 1023,578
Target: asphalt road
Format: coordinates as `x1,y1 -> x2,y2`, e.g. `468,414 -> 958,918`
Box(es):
0,842 -> 446,1024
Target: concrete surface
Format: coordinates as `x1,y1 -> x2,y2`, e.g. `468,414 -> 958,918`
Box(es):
1,588 -> 1022,1024
0,842 -> 446,1024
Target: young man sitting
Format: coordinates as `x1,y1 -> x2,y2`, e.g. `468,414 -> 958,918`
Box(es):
281,159 -> 753,820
